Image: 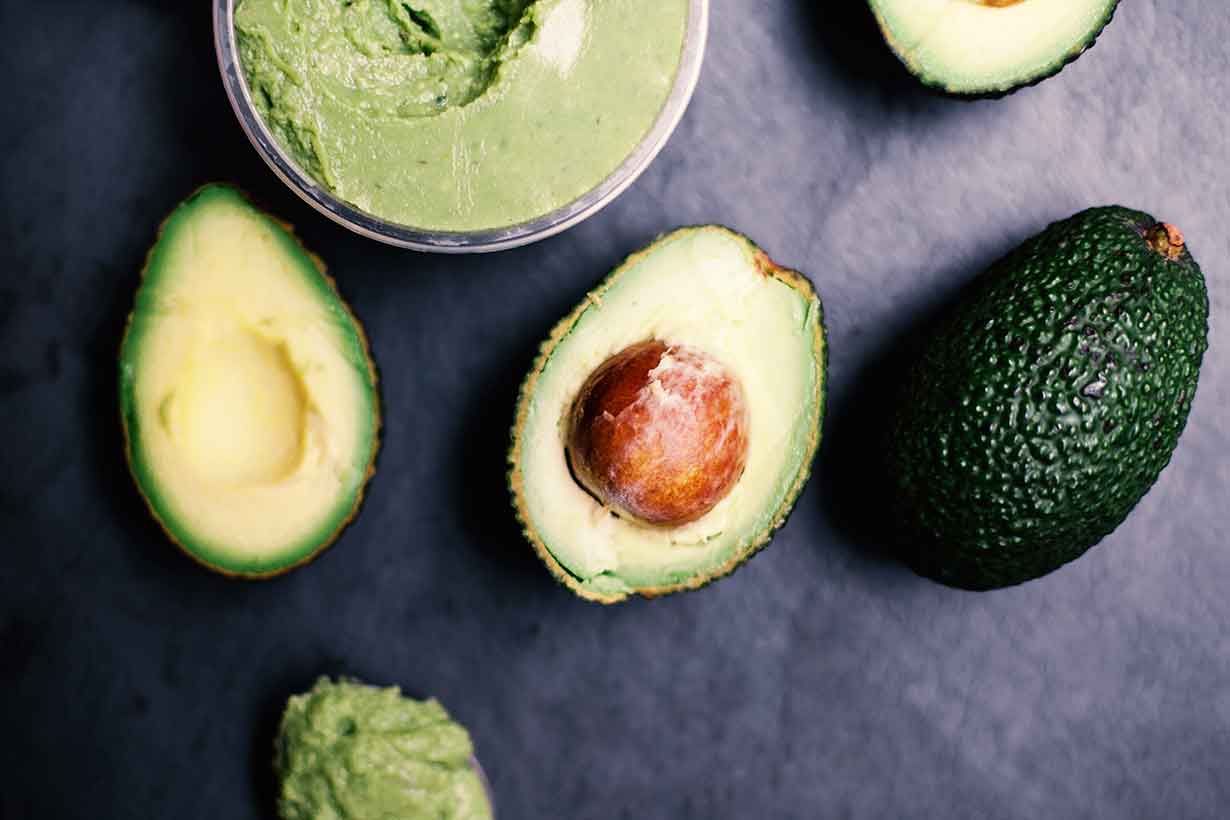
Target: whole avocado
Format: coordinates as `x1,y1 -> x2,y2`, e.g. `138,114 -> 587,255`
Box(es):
890,207 -> 1209,590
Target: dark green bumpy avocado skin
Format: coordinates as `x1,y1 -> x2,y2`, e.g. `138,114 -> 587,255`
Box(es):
890,207 -> 1209,590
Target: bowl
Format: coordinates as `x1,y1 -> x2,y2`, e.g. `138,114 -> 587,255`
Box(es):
214,0 -> 709,253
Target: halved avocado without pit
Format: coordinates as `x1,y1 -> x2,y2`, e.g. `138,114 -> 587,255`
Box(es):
870,0 -> 1120,96
119,184 -> 380,577
509,227 -> 827,603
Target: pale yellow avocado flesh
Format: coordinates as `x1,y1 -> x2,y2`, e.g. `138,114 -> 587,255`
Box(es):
511,227 -> 825,602
870,0 -> 1118,94
120,185 -> 379,576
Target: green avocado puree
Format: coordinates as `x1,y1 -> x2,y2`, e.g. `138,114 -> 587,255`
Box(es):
235,0 -> 689,231
275,678 -> 491,820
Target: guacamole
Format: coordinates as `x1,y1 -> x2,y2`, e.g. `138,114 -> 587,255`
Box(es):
235,0 -> 690,231
275,678 -> 492,820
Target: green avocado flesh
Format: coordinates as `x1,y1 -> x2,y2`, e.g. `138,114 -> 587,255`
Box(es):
276,678 -> 491,820
890,207 -> 1209,590
119,184 -> 380,577
235,0 -> 689,231
510,227 -> 827,603
870,0 -> 1119,95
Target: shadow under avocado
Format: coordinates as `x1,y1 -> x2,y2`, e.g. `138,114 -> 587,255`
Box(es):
449,333 -> 561,591
800,0 -> 931,102
814,261 -> 995,576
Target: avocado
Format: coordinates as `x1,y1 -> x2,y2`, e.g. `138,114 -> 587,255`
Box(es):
869,0 -> 1119,96
509,227 -> 827,603
120,184 -> 380,578
889,207 -> 1209,590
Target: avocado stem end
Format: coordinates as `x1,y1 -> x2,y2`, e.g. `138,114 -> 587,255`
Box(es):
1145,223 -> 1185,261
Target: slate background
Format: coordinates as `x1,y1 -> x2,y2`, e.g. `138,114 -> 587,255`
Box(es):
3,1 -> 1229,818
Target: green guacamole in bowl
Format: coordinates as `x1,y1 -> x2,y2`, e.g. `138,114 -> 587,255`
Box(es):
234,0 -> 691,234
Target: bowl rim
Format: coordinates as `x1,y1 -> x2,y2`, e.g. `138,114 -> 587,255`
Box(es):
213,0 -> 709,254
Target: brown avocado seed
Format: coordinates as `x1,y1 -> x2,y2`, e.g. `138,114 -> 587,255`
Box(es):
567,340 -> 750,527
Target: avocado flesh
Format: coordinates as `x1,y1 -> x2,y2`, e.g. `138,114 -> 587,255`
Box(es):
120,184 -> 379,577
510,227 -> 826,603
870,0 -> 1119,95
890,207 -> 1209,590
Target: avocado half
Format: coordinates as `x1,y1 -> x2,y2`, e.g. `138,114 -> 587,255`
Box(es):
120,184 -> 380,578
509,226 -> 827,603
869,0 -> 1119,96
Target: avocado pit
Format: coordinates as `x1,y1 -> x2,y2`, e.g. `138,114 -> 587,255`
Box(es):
567,340 -> 749,527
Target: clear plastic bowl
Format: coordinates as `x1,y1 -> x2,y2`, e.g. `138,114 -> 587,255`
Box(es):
213,0 -> 709,253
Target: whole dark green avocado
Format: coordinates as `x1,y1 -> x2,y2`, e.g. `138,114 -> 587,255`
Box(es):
890,207 -> 1210,590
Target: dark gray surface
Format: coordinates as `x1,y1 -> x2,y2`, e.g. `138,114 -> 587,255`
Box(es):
3,2 -> 1228,818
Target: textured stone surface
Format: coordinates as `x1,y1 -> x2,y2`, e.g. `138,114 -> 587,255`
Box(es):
2,1 -> 1227,818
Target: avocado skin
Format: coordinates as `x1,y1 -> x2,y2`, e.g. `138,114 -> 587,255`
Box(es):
889,207 -> 1209,590
871,1 -> 1119,99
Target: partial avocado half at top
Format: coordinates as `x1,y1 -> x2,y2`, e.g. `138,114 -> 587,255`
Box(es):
870,0 -> 1119,96
120,184 -> 380,578
509,227 -> 827,603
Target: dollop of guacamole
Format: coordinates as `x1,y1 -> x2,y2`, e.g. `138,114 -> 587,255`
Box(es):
275,678 -> 492,820
235,0 -> 688,231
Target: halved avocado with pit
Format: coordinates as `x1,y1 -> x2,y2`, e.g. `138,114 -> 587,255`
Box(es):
509,226 -> 827,603
119,184 -> 380,577
870,0 -> 1120,96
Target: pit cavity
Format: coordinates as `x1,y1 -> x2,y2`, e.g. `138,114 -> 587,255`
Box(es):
169,329 -> 308,486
